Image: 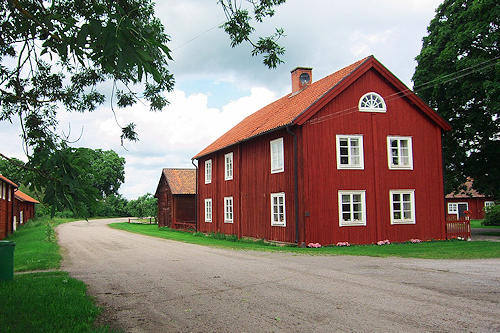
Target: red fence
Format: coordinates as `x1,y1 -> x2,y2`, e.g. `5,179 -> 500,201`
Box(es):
445,219 -> 471,240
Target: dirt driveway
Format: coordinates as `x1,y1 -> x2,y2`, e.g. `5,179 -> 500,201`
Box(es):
58,218 -> 500,332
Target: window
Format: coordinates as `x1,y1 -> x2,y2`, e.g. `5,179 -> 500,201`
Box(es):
338,191 -> 366,226
485,201 -> 495,209
359,92 -> 386,112
336,135 -> 364,169
224,152 -> 233,181
1,182 -> 4,200
448,203 -> 458,214
205,159 -> 212,184
390,190 -> 416,224
270,193 -> 286,226
7,185 -> 11,202
387,136 -> 413,169
224,196 -> 233,223
270,138 -> 284,173
204,198 -> 212,222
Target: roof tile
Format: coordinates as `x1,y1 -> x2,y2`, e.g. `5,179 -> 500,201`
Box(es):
163,168 -> 196,195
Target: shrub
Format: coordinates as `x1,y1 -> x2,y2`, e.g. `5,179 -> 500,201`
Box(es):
483,205 -> 500,226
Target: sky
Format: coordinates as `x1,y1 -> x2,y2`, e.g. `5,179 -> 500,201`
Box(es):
0,0 -> 443,200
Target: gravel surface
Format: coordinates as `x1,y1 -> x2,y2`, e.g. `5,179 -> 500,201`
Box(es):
58,218 -> 500,332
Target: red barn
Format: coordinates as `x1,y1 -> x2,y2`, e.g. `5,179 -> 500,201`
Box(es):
0,175 -> 18,240
445,178 -> 495,220
193,56 -> 451,245
14,190 -> 39,230
154,168 -> 196,229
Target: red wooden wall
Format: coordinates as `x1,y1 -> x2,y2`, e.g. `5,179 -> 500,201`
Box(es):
156,176 -> 173,227
156,176 -> 195,228
445,197 -> 492,220
301,68 -> 446,244
173,195 -> 196,223
0,182 -> 15,240
14,200 -> 36,228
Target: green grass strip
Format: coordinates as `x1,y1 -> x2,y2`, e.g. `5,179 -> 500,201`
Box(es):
470,219 -> 500,229
109,222 -> 500,259
6,216 -> 78,272
0,271 -> 112,332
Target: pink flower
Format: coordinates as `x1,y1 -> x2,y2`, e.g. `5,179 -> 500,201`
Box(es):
336,241 -> 350,247
377,239 -> 391,245
307,242 -> 322,248
409,239 -> 421,243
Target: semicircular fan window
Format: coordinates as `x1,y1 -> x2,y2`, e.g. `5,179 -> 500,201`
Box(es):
358,92 -> 386,112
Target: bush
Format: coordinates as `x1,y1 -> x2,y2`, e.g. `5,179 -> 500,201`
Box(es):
483,205 -> 500,226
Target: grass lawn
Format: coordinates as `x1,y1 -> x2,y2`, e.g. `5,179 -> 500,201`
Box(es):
6,216 -> 78,272
0,216 -> 115,332
109,222 -> 500,259
0,272 -> 112,332
470,219 -> 500,229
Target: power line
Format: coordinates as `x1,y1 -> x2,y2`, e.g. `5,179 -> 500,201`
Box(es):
307,56 -> 499,126
171,21 -> 225,52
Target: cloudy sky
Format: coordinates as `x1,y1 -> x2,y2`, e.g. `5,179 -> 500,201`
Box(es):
0,0 -> 443,199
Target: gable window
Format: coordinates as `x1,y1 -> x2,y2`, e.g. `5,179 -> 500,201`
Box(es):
270,137 -> 284,173
205,159 -> 212,184
270,193 -> 286,227
448,203 -> 458,214
336,135 -> 364,169
387,136 -> 413,170
225,152 -> 233,181
204,198 -> 212,222
224,196 -> 233,223
338,191 -> 366,226
359,92 -> 386,112
390,190 -> 416,224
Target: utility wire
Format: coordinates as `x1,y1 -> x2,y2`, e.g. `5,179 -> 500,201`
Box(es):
171,21 -> 225,51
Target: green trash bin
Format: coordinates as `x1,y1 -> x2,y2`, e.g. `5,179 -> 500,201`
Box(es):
0,240 -> 15,281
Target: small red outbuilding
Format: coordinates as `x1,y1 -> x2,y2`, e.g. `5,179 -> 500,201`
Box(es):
14,190 -> 39,231
445,178 -> 495,220
155,168 -> 196,229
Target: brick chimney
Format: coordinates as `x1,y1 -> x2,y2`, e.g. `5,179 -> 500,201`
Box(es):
291,67 -> 312,93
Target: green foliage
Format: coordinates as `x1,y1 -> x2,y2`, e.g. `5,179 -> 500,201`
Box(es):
0,272 -> 112,332
126,193 -> 157,217
412,0 -> 500,198
0,157 -> 27,185
219,0 -> 286,68
95,194 -> 129,217
44,220 -> 56,242
483,205 -> 500,226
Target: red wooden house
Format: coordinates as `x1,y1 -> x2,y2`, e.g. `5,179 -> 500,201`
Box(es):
193,56 -> 451,245
155,168 -> 196,229
14,190 -> 39,230
445,178 -> 495,220
0,174 -> 18,240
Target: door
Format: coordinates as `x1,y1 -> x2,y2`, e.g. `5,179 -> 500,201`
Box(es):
457,203 -> 468,219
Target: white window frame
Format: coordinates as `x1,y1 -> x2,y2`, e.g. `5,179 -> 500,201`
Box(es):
338,190 -> 366,227
224,196 -> 233,223
270,192 -> 286,227
485,201 -> 495,209
224,152 -> 233,181
270,137 -> 284,174
358,92 -> 387,113
204,159 -> 212,184
387,136 -> 413,170
336,135 -> 364,169
448,202 -> 458,214
204,198 -> 212,222
390,190 -> 416,225
7,185 -> 11,202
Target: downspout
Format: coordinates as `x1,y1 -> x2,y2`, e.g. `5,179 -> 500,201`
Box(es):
191,158 -> 198,232
286,126 -> 300,244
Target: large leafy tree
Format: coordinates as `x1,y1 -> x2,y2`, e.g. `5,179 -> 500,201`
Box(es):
412,0 -> 499,198
0,0 -> 286,214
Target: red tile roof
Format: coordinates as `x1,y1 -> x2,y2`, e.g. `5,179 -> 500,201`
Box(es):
0,174 -> 18,188
162,168 -> 196,195
445,178 -> 489,199
14,190 -> 40,203
194,57 -> 369,159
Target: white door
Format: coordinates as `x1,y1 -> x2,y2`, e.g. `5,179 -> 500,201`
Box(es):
20,211 -> 24,224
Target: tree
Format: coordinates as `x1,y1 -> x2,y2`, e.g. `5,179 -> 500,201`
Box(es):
412,0 -> 499,198
87,149 -> 125,197
126,193 -> 157,218
1,0 -> 286,215
0,156 -> 28,185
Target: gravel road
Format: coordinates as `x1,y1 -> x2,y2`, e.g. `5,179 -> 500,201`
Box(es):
58,218 -> 500,332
